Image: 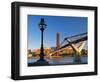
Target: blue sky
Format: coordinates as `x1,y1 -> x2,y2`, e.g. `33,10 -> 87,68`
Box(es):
28,15 -> 87,50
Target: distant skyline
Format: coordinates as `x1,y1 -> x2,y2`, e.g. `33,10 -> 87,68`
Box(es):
28,15 -> 87,50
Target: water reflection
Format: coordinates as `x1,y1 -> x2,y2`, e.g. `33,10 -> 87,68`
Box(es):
28,56 -> 87,66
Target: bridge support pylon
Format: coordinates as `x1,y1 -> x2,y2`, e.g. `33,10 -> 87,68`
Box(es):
74,54 -> 81,63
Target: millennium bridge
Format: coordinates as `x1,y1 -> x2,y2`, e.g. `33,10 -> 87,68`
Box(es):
49,32 -> 87,58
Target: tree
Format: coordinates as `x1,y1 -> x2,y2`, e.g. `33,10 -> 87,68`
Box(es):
81,49 -> 87,55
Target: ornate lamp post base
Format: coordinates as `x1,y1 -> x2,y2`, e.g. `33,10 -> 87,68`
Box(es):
36,52 -> 49,65
36,59 -> 49,65
29,59 -> 49,66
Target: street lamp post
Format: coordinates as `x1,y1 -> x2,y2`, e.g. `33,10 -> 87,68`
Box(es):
39,18 -> 47,61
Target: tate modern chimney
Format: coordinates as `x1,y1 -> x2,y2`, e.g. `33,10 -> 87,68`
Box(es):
56,32 -> 60,49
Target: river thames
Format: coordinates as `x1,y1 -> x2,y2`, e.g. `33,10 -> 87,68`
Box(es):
28,56 -> 87,66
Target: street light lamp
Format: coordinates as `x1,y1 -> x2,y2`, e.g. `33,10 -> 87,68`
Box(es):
38,18 -> 47,61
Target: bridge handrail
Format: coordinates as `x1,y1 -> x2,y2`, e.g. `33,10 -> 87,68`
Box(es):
64,32 -> 87,40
